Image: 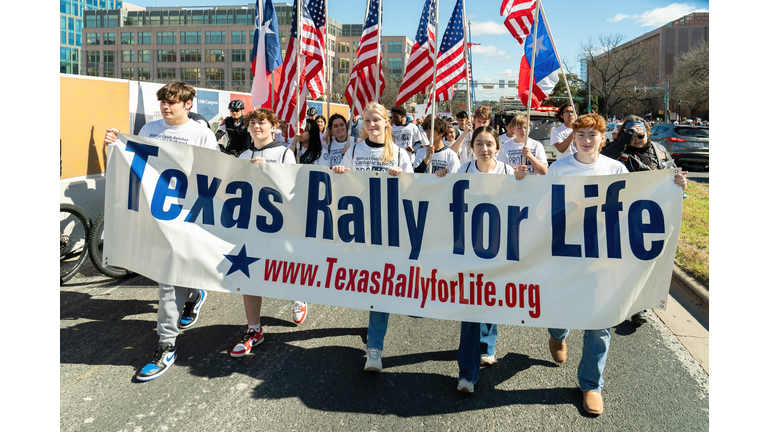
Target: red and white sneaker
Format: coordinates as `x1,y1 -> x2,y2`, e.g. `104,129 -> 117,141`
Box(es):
230,328 -> 264,358
291,301 -> 307,324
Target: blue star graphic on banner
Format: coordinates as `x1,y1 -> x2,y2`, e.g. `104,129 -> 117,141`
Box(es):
223,245 -> 261,278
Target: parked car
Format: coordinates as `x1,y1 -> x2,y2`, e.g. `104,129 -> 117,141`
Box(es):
605,122 -> 619,143
649,124 -> 708,171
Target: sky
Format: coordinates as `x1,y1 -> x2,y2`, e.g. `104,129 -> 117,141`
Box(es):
129,0 -> 709,102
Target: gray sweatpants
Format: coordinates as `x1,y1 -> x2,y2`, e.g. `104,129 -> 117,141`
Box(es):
157,284 -> 198,345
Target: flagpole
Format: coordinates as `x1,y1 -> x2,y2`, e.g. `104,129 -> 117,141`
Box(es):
522,0 -> 541,166
295,0 -> 302,161
325,0 -> 330,147
375,0 -> 383,101
461,0 -> 472,161
540,6 -> 575,115
427,0 -> 440,174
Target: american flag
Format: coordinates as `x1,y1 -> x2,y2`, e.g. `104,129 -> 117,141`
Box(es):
394,0 -> 436,107
426,0 -> 467,111
304,0 -> 326,99
344,0 -> 386,117
501,0 -> 537,45
274,0 -> 313,137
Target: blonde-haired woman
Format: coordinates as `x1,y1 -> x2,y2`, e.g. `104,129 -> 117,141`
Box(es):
331,102 -> 413,372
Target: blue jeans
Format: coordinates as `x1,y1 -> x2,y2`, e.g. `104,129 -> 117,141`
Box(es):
457,323 -> 498,383
366,311 -> 389,350
548,328 -> 611,392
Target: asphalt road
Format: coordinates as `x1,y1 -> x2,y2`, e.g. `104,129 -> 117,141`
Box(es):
60,260 -> 709,431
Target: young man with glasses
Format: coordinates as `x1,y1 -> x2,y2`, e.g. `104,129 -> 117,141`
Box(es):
551,104 -> 578,160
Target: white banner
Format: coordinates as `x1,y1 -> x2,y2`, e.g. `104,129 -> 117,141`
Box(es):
105,133 -> 683,330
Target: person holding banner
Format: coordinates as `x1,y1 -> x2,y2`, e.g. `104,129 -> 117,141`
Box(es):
331,102 -> 414,372
413,115 -> 460,174
436,127 -> 525,393
544,113 -> 629,415
498,115 -> 549,176
290,118 -> 330,166
601,114 -> 688,326
231,108 -> 309,358
326,113 -> 352,167
103,81 -> 218,382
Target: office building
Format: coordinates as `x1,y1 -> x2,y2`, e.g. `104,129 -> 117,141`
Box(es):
60,0 -> 124,74
81,2 -> 412,99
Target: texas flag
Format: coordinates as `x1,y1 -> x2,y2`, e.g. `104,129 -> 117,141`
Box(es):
517,8 -> 560,108
251,0 -> 283,108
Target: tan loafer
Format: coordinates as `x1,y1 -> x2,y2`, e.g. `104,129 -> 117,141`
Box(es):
582,390 -> 604,415
549,336 -> 567,364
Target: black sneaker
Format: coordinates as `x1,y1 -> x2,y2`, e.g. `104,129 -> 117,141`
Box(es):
631,310 -> 648,326
136,343 -> 177,382
179,289 -> 207,330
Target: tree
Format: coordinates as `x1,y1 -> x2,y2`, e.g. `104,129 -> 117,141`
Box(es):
545,72 -> 588,112
671,41 -> 709,119
581,34 -> 645,117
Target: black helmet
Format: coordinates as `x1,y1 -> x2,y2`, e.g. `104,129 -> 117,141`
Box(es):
307,107 -> 317,116
228,100 -> 245,111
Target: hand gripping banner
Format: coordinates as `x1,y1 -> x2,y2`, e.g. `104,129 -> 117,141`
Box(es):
105,133 -> 683,330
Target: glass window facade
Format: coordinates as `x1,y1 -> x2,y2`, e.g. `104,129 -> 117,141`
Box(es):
121,32 -> 133,44
158,50 -> 177,62
158,68 -> 176,80
122,50 -> 134,62
137,50 -> 150,62
232,49 -> 247,63
157,32 -> 176,44
138,32 -> 151,44
206,50 -> 225,62
205,31 -> 225,44
181,50 -> 201,62
232,31 -> 246,44
103,33 -> 115,45
181,32 -> 201,44
138,67 -> 151,81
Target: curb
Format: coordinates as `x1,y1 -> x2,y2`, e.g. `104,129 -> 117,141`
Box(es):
671,264 -> 709,311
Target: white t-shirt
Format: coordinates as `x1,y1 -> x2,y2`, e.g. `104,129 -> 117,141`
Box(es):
413,145 -> 461,174
498,138 -> 548,175
453,128 -> 474,165
298,145 -> 331,167
547,154 -> 629,177
550,125 -> 575,160
138,119 -> 219,150
237,141 -> 297,164
328,137 -> 349,168
498,133 -> 516,149
391,123 -> 423,163
274,130 -> 288,146
457,159 -> 515,175
339,139 -> 414,173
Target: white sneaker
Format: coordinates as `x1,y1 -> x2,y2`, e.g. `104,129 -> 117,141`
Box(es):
481,355 -> 496,366
291,301 -> 307,324
364,348 -> 383,372
457,379 -> 474,393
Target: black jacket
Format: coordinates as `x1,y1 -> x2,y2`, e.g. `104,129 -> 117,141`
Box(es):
602,130 -> 676,172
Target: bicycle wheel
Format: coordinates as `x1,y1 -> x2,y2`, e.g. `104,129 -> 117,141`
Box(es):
87,212 -> 133,278
60,204 -> 90,284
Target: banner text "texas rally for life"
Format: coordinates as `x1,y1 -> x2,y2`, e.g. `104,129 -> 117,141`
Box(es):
104,133 -> 683,330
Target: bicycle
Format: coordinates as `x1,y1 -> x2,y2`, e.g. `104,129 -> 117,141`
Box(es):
87,211 -> 134,279
60,203 -> 91,284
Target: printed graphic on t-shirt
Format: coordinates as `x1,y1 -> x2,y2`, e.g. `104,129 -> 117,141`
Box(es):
328,143 -> 346,167
147,133 -> 190,144
354,156 -> 396,171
